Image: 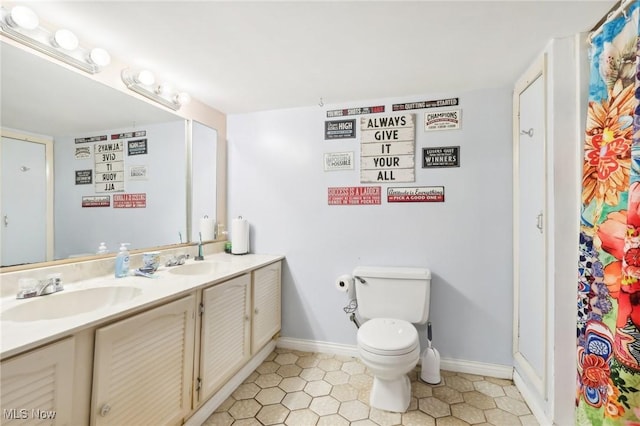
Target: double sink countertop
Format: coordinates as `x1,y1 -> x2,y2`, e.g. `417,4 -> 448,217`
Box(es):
0,253 -> 284,359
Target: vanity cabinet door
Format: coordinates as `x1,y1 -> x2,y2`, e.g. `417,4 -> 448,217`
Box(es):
91,295 -> 196,426
0,337 -> 74,425
251,261 -> 282,354
198,273 -> 251,402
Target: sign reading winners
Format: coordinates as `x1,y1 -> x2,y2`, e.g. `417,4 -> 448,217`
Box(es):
360,113 -> 415,183
94,141 -> 124,193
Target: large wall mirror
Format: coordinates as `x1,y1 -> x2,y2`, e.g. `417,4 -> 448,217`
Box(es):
1,41 -> 216,269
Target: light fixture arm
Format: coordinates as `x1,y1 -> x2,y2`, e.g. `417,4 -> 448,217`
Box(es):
121,68 -> 185,111
0,6 -> 109,74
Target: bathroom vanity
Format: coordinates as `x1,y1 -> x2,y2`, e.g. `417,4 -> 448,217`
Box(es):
0,252 -> 283,425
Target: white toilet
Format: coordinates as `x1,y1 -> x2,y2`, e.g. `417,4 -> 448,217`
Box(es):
353,266 -> 431,413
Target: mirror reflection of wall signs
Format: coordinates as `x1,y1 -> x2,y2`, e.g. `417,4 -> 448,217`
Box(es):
94,141 -> 125,193
75,146 -> 91,159
75,135 -> 107,144
75,169 -> 92,185
424,109 -> 462,131
82,195 -> 110,208
360,113 -> 415,183
111,130 -> 146,140
129,165 -> 148,180
128,139 -> 148,156
113,193 -> 146,208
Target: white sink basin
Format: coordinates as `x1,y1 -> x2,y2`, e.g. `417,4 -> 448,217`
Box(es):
1,286 -> 142,322
168,262 -> 224,276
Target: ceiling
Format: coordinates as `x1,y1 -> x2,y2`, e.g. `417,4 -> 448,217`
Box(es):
4,1 -> 615,115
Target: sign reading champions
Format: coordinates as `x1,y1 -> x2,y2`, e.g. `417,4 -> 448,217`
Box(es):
360,114 -> 415,183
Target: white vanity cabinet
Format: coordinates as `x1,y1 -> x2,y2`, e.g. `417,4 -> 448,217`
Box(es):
195,260 -> 282,404
251,261 -> 282,353
90,295 -> 196,426
197,273 -> 252,402
0,337 -> 74,425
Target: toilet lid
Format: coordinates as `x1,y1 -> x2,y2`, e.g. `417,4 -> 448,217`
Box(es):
357,318 -> 418,356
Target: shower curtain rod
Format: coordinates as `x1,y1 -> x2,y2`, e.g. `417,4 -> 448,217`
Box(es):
588,0 -> 634,44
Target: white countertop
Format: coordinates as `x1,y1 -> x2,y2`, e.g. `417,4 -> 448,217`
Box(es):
0,253 -> 283,359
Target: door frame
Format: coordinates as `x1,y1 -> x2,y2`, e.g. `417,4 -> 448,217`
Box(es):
512,54 -> 548,397
1,128 -> 54,262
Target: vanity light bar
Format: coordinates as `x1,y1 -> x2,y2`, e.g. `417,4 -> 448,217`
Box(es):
121,68 -> 189,111
0,6 -> 110,74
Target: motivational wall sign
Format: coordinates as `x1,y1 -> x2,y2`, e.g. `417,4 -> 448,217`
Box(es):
324,152 -> 354,171
360,114 -> 415,183
327,105 -> 385,118
387,186 -> 445,203
425,109 -> 461,131
328,186 -> 381,205
94,141 -> 124,193
392,97 -> 458,111
325,120 -> 356,139
423,146 -> 460,168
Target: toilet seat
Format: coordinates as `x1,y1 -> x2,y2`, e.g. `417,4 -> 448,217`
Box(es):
357,318 -> 418,356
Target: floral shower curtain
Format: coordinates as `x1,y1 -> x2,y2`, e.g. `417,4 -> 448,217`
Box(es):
577,2 -> 640,425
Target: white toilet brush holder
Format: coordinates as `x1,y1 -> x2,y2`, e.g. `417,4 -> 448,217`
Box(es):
420,322 -> 441,384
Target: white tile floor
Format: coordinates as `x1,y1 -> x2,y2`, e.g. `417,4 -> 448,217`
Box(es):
203,348 -> 538,426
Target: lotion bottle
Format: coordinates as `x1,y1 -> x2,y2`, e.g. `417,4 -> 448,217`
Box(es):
115,243 -> 130,278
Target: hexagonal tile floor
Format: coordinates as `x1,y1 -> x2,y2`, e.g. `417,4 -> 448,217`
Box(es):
202,348 -> 539,426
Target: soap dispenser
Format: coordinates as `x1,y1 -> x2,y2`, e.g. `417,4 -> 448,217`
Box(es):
115,243 -> 130,278
97,242 -> 108,254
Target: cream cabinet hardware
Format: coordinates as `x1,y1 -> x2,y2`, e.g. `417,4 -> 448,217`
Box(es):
100,404 -> 111,417
536,211 -> 543,233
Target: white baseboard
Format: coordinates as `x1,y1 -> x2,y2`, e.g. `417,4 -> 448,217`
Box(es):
277,336 -> 513,379
513,370 -> 552,426
184,340 -> 276,426
277,336 -> 360,358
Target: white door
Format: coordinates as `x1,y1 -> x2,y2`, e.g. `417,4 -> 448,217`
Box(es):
514,63 -> 546,394
1,136 -> 48,266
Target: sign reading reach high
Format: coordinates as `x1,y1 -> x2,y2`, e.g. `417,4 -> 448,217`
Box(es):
360,113 -> 415,183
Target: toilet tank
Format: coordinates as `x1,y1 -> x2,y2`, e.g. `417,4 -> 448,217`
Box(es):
353,266 -> 431,324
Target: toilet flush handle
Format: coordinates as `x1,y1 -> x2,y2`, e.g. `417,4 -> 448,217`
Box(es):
354,276 -> 366,284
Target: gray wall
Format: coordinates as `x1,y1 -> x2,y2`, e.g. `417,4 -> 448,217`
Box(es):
228,87 -> 513,366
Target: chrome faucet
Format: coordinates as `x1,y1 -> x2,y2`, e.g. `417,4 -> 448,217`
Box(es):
16,276 -> 64,299
165,253 -> 189,267
36,278 -> 63,296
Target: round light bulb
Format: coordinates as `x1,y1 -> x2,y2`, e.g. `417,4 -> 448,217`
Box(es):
136,70 -> 155,86
9,6 -> 39,30
89,48 -> 111,67
176,92 -> 191,105
52,29 -> 79,51
156,83 -> 174,96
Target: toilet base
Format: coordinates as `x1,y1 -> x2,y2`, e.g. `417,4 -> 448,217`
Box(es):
369,374 -> 411,413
